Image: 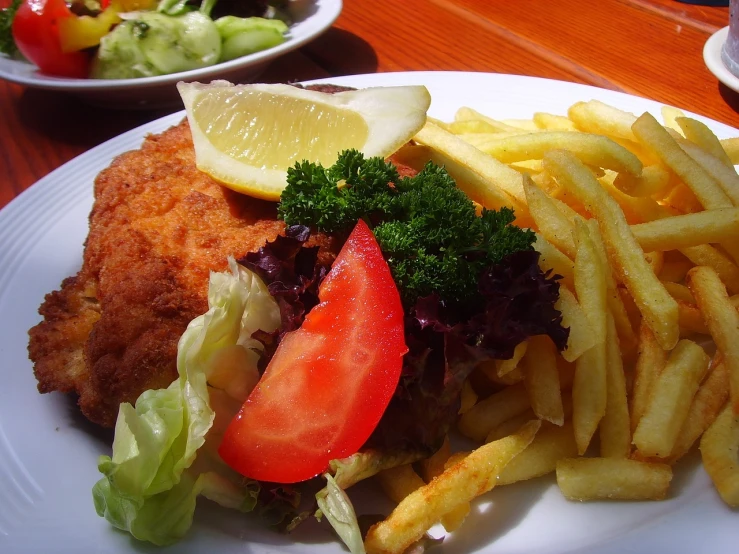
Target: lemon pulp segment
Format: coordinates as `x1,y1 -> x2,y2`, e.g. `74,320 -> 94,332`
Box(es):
191,89 -> 370,170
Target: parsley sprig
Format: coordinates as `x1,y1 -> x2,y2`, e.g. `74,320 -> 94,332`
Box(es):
278,150 -> 535,306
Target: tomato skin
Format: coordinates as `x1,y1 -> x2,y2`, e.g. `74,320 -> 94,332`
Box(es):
218,220 -> 407,483
12,0 -> 90,78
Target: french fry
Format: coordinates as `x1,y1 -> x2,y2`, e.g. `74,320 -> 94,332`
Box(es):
473,131 -> 642,176
448,119 -> 500,134
458,132 -> 532,147
489,365 -> 526,386
534,234 -> 575,288
573,344 -> 607,455
495,341 -> 529,377
418,436 -> 451,483
413,121 -> 528,206
676,299 -> 709,335
676,116 -> 734,169
572,216 -> 607,444
439,456 -> 472,532
719,137 -> 739,164
618,285 -> 642,332
391,143 -> 523,217
700,404 -> 739,507
502,118 -> 541,131
377,461 -> 468,535
599,172 -> 671,224
680,141 -> 739,206
524,175 -> 576,258
612,164 -> 671,198
549,185 -> 592,219
403,101 -> 739,527
458,383 -> 530,442
364,421 -> 541,554
568,100 -> 638,142
630,208 -> 739,252
600,313 -> 631,458
523,336 -> 564,425
552,195 -> 583,224
716,241 -> 739,270
644,251 -> 664,276
438,503 -> 470,534
455,106 -> 530,133
680,245 -> 739,295
574,218 -> 608,344
570,220 -> 610,456
661,105 -> 686,133
670,356 -> 729,462
662,182 -> 704,214
533,112 -> 578,131
662,281 -> 695,303
485,409 -> 537,443
586,219 -> 637,349
632,339 -> 709,458
632,112 -> 732,210
544,149 -> 679,350
477,355 -> 526,385
687,266 -> 739,414
426,116 -> 452,132
659,251 -> 694,283
497,421 -> 578,485
376,464 -> 426,504
556,457 -> 672,501
511,160 -> 545,175
459,380 -> 478,414
630,323 -> 668,433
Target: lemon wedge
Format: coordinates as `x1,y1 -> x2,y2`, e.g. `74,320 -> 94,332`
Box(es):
177,81 -> 432,200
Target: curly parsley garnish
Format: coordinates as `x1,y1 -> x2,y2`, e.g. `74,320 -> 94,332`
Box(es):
278,149 -> 536,306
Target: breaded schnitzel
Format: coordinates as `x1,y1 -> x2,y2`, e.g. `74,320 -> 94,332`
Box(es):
28,119 -> 337,428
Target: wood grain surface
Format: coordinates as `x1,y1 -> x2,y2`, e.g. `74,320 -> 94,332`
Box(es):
1,0 -> 737,210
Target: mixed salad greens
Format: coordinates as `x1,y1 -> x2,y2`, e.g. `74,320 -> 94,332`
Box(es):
94,151 -> 570,552
0,0 -> 291,78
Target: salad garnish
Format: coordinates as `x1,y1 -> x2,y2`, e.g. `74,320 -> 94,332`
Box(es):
278,151 -> 568,454
93,151 -> 570,552
279,149 -> 540,306
92,258 -> 284,545
1,0 -> 291,78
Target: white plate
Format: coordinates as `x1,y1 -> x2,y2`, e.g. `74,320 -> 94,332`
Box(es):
704,26 -> 739,93
0,0 -> 342,109
1,71 -> 738,554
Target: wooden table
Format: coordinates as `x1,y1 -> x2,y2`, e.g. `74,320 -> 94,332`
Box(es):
0,0 -> 736,210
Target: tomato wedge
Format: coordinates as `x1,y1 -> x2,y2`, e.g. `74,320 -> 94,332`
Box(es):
12,0 -> 90,78
218,220 -> 407,483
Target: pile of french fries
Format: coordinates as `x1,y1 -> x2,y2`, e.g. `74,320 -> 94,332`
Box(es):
363,100 -> 739,554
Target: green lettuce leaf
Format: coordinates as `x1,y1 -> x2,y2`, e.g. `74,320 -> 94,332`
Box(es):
314,449 -> 426,554
93,258 -> 280,545
316,474 -> 365,554
328,449 -> 426,489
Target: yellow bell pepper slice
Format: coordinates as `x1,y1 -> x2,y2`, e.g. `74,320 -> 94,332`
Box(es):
58,5 -> 122,53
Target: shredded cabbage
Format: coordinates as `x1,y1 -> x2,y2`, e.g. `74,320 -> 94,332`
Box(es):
93,258 -> 280,545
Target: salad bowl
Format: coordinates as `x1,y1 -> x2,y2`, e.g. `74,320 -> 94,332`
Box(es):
0,0 -> 342,109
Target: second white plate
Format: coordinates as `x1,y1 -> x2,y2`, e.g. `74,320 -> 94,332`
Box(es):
0,0 -> 342,108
